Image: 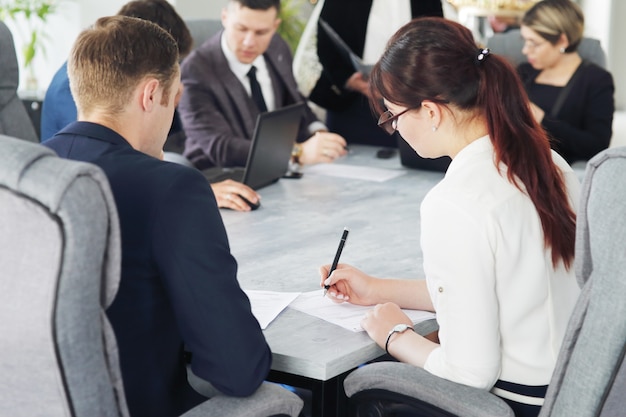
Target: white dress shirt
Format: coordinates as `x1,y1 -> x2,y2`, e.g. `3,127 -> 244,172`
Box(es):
221,33 -> 276,111
362,0 -> 411,64
421,136 -> 581,405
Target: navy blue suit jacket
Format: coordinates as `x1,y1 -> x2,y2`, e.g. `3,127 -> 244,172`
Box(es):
40,62 -> 76,142
45,122 -> 272,417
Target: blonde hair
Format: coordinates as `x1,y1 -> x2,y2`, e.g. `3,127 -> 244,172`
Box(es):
69,15 -> 179,116
522,0 -> 584,52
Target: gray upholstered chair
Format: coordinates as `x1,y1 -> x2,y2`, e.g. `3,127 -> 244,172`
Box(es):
0,135 -> 303,417
486,28 -> 607,68
342,146 -> 626,416
0,22 -> 38,142
0,134 -> 128,416
185,18 -> 223,50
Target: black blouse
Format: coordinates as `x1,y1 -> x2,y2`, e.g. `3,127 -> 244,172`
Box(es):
518,60 -> 615,163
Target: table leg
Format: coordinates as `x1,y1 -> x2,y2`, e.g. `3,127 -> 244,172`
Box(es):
268,369 -> 352,417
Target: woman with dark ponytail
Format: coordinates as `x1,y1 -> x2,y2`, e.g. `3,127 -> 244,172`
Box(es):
320,17 -> 580,417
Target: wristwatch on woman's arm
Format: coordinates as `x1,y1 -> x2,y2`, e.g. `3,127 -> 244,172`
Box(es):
385,323 -> 415,355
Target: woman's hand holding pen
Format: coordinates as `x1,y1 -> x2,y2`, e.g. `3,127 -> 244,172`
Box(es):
319,264 -> 377,305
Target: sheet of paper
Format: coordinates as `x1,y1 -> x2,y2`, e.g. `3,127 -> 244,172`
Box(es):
290,290 -> 436,332
244,289 -> 300,329
303,163 -> 406,182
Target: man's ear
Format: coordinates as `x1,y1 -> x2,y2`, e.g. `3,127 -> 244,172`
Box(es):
221,7 -> 228,28
141,79 -> 160,112
273,18 -> 282,32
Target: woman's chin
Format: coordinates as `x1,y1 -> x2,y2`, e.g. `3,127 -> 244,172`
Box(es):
411,145 -> 437,160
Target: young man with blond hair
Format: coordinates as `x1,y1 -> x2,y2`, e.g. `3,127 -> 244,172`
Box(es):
44,16 -> 271,417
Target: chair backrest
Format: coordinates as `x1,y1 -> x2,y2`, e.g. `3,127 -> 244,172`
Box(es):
0,22 -> 39,142
486,28 -> 607,69
185,19 -> 223,51
0,134 -> 128,416
539,146 -> 626,417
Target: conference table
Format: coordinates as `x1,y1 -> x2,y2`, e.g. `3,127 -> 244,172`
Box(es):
219,145 -> 445,417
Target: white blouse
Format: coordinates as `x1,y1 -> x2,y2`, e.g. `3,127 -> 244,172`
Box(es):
421,136 -> 581,404
362,0 -> 411,64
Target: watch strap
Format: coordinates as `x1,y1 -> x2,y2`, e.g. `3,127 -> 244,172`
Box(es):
385,324 -> 415,355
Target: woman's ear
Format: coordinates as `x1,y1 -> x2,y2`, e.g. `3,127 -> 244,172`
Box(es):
422,100 -> 442,131
557,33 -> 569,51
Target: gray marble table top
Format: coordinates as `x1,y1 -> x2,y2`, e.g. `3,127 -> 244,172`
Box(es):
220,145 -> 444,381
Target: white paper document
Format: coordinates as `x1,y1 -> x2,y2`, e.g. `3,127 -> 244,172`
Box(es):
303,163 -> 406,183
290,290 -> 436,332
244,289 -> 300,329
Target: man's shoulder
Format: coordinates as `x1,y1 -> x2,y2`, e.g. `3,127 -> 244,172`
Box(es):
181,32 -> 222,71
94,151 -> 214,209
107,151 -> 203,182
46,62 -> 70,94
142,158 -> 211,196
266,33 -> 293,62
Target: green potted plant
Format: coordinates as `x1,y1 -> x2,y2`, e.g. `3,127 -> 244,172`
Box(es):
0,0 -> 64,92
277,0 -> 308,53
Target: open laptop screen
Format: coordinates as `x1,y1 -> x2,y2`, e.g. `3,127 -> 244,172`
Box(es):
202,102 -> 305,190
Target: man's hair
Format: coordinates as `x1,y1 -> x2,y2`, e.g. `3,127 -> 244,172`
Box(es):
229,0 -> 280,13
68,15 -> 179,117
117,0 -> 192,58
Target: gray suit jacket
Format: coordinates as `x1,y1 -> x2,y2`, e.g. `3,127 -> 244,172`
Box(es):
179,30 -> 318,169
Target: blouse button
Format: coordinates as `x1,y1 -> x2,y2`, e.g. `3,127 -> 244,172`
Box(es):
438,287 -> 444,293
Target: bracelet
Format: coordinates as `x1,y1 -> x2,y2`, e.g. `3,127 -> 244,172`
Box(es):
385,324 -> 415,355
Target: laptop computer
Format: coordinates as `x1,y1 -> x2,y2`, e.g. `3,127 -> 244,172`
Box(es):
319,19 -> 373,78
202,103 -> 305,190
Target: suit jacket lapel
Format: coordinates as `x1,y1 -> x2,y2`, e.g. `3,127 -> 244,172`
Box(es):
206,33 -> 258,138
264,34 -> 296,106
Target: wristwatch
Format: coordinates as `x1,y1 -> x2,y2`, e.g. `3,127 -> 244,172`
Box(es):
291,143 -> 303,165
385,323 -> 415,355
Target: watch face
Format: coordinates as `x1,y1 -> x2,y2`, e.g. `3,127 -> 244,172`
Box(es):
393,324 -> 409,333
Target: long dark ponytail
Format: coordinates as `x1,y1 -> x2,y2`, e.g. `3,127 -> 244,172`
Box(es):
370,17 -> 575,269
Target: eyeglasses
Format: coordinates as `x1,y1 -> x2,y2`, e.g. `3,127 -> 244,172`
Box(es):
377,108 -> 412,135
522,39 -> 547,50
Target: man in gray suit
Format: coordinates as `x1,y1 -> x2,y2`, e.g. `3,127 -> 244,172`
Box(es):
178,0 -> 347,170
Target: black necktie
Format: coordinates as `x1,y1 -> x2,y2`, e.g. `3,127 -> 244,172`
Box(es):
247,65 -> 268,113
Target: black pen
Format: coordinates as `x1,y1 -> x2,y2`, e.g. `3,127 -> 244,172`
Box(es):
323,227 -> 349,297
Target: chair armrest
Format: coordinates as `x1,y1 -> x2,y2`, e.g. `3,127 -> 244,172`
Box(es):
344,362 -> 514,417
180,382 -> 303,417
